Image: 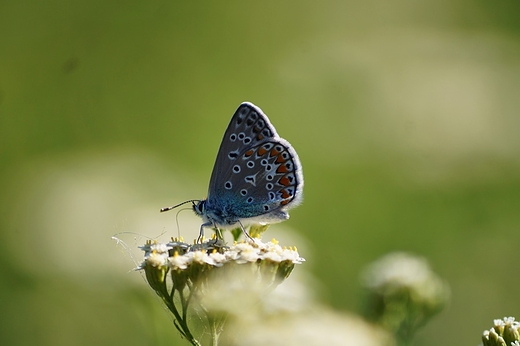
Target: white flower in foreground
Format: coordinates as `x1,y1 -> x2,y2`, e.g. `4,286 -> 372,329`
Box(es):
137,237 -> 306,346
482,317 -> 520,346
223,303 -> 393,346
168,252 -> 190,270
145,251 -> 168,267
207,250 -> 227,266
232,242 -> 260,263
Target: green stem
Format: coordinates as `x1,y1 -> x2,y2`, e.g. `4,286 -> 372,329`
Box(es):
209,322 -> 219,346
205,312 -> 227,346
207,316 -> 220,346
156,279 -> 201,345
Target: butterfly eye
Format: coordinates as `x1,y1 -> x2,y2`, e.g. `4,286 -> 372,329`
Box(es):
193,202 -> 202,213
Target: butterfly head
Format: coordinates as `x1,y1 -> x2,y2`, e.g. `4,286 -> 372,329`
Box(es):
193,199 -> 206,218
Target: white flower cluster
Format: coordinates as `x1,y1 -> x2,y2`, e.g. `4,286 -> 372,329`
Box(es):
493,316 -> 519,328
361,252 -> 449,304
362,252 -> 432,289
482,317 -> 520,346
139,239 -> 305,271
139,242 -> 171,267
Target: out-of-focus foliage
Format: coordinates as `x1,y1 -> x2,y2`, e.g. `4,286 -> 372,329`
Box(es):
1,1 -> 519,345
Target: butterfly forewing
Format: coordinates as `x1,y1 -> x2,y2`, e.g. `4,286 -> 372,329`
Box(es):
208,103 -> 277,196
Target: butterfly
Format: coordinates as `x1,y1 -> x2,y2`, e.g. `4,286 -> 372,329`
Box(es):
161,102 -> 303,241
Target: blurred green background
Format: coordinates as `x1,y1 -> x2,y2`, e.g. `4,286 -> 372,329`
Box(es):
1,1 -> 520,345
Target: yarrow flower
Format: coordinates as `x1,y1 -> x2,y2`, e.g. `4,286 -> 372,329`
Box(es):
138,235 -> 305,346
360,252 -> 450,344
481,317 -> 520,346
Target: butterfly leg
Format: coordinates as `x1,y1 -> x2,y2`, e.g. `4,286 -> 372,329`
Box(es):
197,221 -> 212,243
237,220 -> 255,243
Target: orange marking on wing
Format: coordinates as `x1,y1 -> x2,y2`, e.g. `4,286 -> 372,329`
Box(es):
245,149 -> 254,157
276,164 -> 288,173
270,148 -> 280,157
276,154 -> 285,163
257,134 -> 264,141
278,176 -> 290,186
280,189 -> 291,199
281,199 -> 290,205
257,147 -> 267,156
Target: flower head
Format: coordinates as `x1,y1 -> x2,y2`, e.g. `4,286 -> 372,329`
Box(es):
482,317 -> 520,346
137,236 -> 305,346
361,252 -> 449,344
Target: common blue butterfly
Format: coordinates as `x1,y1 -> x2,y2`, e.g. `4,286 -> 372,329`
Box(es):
162,102 -> 303,240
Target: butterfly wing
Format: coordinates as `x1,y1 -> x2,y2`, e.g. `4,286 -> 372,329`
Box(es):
206,102 -> 303,222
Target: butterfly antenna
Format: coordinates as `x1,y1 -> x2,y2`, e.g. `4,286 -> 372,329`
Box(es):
174,207 -> 193,238
160,200 -> 200,212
